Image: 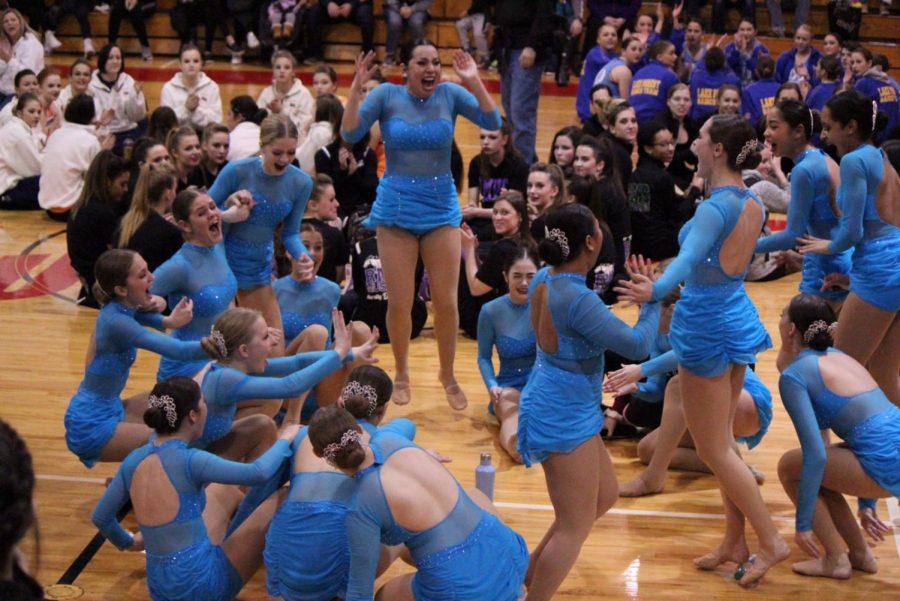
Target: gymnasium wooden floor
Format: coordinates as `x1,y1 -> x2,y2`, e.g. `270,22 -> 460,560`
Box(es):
1,58 -> 897,600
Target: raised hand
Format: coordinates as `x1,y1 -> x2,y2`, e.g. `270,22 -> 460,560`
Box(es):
459,223 -> 477,255
292,253 -> 316,282
267,327 -> 284,349
452,48 -> 479,83
279,423 -> 301,442
164,297 -> 194,329
351,51 -> 379,91
673,1 -> 684,21
351,326 -> 380,365
614,272 -> 654,304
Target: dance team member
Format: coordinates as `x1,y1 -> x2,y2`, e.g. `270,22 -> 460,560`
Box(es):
476,247 -> 538,463
799,90 -> 900,406
756,100 -> 850,306
617,115 -> 787,587
91,377 -> 301,601
518,204 -> 659,600
64,249 -> 211,467
776,293 -> 899,579
340,41 -> 500,409
209,113 -> 314,358
309,405 -> 529,600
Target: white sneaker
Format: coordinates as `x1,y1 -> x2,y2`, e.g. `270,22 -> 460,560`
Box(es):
83,38 -> 95,57
231,52 -> 243,65
94,3 -> 111,14
44,30 -> 62,52
141,46 -> 153,62
246,31 -> 260,49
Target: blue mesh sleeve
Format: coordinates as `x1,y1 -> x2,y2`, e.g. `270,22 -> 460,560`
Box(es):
640,349 -> 678,377
476,306 -> 500,391
652,201 -> 725,300
342,83 -> 389,143
779,371 -> 827,532
828,152 -> 868,254
280,173 -> 311,260
208,161 -> 238,207
227,351 -> 343,401
134,311 -> 165,331
115,315 -> 208,361
187,439 -> 292,486
379,418 -> 417,441
262,352 -> 342,377
91,464 -> 136,550
756,164 -> 815,253
570,294 -> 660,360
344,505 -> 382,601
447,82 -> 501,130
858,497 -> 877,511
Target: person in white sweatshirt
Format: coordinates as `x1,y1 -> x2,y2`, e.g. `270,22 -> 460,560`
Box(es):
54,58 -> 107,126
256,50 -> 314,138
226,95 -> 268,161
295,93 -> 341,175
0,9 -> 44,103
0,94 -> 43,210
0,68 -> 38,127
39,94 -> 114,221
89,44 -> 147,153
160,44 -> 223,129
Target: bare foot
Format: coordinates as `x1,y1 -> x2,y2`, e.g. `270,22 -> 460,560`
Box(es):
619,474 -> 665,497
443,384 -> 468,410
738,537 -> 790,588
501,432 -> 523,464
392,380 -> 411,405
791,553 -> 852,579
694,539 -> 750,570
848,548 -> 878,574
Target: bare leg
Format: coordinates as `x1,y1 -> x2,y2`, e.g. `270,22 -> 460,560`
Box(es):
495,388 -> 523,463
237,285 -> 285,357
375,572 -> 415,601
122,391 -> 150,423
99,422 -> 153,462
680,366 -> 787,586
313,321 -> 373,407
834,293 -> 900,406
205,415 -> 278,462
376,226 -> 421,404
419,226 -> 467,410
283,324 -> 328,421
202,483 -> 244,544
234,398 -> 281,420
525,435 -> 618,601
222,488 -> 288,583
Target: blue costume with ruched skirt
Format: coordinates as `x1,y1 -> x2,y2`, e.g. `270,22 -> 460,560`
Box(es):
639,350 -> 773,449
755,149 -> 851,303
208,157 -> 311,288
825,144 -> 900,312
779,348 -> 900,532
64,303 -> 209,467
91,436 -> 292,601
476,295 -> 536,393
263,420 -> 416,601
274,275 -> 341,344
650,186 -> 773,377
345,432 -> 529,601
197,351 -> 346,448
151,243 -> 237,380
517,268 -> 660,467
341,82 -> 501,237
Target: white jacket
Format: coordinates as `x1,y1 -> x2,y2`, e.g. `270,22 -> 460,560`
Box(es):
38,122 -> 101,211
88,70 -> 147,134
228,121 -> 261,161
160,72 -> 223,128
0,34 -> 44,95
295,121 -> 333,175
256,79 -> 314,137
54,85 -> 103,122
0,117 -> 42,194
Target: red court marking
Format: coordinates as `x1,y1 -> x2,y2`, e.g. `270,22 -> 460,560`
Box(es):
0,253 -> 79,301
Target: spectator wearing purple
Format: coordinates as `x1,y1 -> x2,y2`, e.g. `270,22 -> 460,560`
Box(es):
724,19 -> 769,87
629,40 -> 679,124
689,46 -> 740,121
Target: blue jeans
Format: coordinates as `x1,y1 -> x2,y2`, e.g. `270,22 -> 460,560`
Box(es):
384,5 -> 429,57
501,49 -> 544,164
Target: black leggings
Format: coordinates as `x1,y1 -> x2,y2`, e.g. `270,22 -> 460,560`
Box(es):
45,0 -> 92,38
109,0 -> 150,47
171,1 -> 220,52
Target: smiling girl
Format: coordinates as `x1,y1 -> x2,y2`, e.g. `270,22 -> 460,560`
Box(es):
160,44 -> 223,129
0,94 -> 43,210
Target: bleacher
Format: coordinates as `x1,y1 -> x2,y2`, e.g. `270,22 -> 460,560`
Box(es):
52,0 -> 900,78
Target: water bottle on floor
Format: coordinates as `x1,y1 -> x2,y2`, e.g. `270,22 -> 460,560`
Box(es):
475,452 -> 495,501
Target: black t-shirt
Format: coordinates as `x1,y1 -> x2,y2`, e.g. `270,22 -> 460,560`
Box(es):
475,236 -> 520,294
314,140 -> 378,219
303,217 -> 349,284
67,199 -> 119,285
628,155 -> 689,261
586,177 -> 631,281
125,211 -> 184,272
466,154 -> 530,209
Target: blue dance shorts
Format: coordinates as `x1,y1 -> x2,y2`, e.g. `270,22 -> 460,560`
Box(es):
223,237 -> 275,290
146,539 -> 243,601
849,408 -> 900,497
735,371 -> 773,450
64,389 -> 124,468
849,236 -> 900,312
801,251 -> 851,303
364,173 -> 461,238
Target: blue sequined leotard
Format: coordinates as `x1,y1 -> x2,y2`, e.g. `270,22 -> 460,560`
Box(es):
274,275 -> 341,344
263,420 -> 416,601
208,157 -> 312,288
825,145 -> 900,312
91,436 -> 292,601
755,149 -> 851,303
518,268 -> 660,467
345,432 -> 529,601
197,351 -> 346,448
476,295 -> 536,394
342,83 -> 501,237
651,186 -> 773,377
64,303 -> 209,467
151,243 -> 237,380
779,348 -> 900,531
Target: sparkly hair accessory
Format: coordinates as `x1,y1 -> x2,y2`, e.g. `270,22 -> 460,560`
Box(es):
342,381 -> 379,416
735,139 -> 758,167
545,227 -> 570,260
803,320 -> 837,344
323,429 -> 362,466
209,327 -> 227,358
148,394 -> 178,428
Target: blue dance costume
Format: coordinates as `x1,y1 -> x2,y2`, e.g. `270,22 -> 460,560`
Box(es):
756,149 -> 851,303
651,187 -> 773,377
264,421 -> 416,601
345,432 -> 529,601
779,348 -> 900,532
518,269 -> 660,467
640,350 -> 773,449
593,57 -> 626,98
274,275 -> 341,344
64,304 -> 209,468
208,157 -> 311,288
341,82 -> 501,237
92,436 -> 292,601
476,295 -> 536,393
197,351 -> 346,448
577,47 -> 617,122
151,243 -> 238,380
826,144 -> 900,312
